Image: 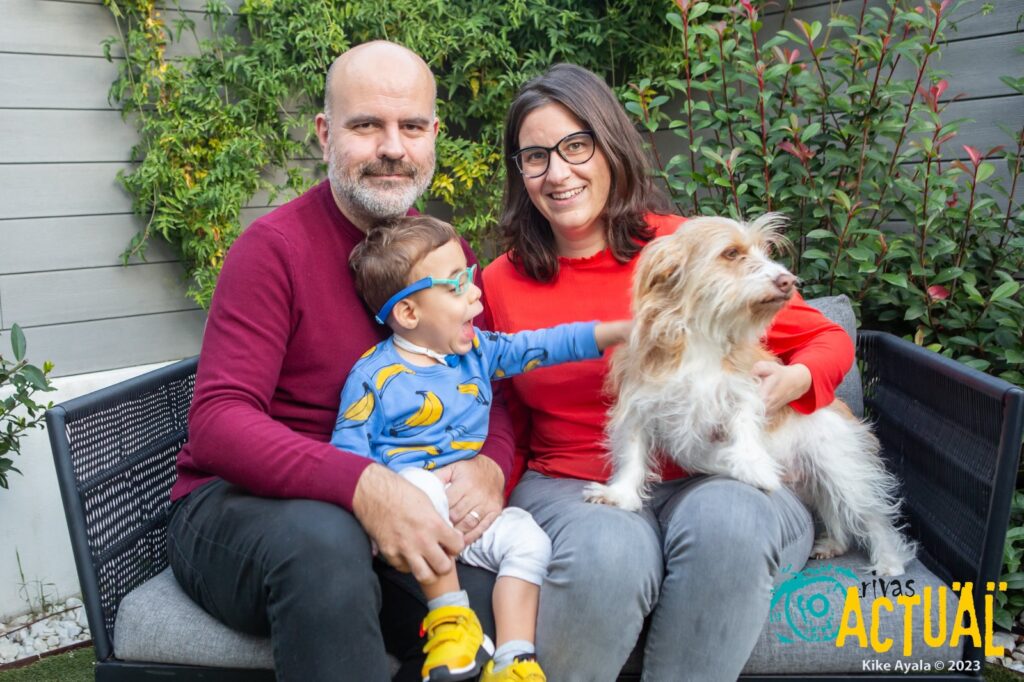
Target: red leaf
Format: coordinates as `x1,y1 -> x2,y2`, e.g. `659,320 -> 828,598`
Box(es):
927,285 -> 950,301
934,79 -> 948,99
963,145 -> 982,167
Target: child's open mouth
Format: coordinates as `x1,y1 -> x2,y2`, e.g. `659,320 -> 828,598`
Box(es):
460,321 -> 475,343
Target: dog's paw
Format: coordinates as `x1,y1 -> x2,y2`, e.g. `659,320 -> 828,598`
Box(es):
811,536 -> 848,560
738,458 -> 783,492
583,482 -> 643,512
869,552 -> 909,577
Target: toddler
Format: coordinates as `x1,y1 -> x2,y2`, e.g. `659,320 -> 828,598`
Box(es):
332,215 -> 629,682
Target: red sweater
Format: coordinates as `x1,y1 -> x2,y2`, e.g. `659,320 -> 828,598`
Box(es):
171,181 -> 514,510
483,213 -> 855,484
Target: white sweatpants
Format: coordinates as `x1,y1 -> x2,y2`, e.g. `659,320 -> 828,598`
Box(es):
400,467 -> 551,586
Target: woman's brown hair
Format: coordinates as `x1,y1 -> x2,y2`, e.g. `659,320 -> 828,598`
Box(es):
497,63 -> 670,282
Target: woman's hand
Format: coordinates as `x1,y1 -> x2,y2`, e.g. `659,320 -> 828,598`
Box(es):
752,361 -> 812,415
436,456 -> 505,544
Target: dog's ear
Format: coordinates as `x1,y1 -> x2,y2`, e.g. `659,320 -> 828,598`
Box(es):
633,235 -> 686,301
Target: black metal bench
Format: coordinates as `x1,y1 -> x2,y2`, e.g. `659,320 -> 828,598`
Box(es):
46,329 -> 1024,681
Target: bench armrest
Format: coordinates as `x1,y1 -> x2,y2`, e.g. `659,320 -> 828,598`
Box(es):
46,357 -> 199,662
857,331 -> 1024,588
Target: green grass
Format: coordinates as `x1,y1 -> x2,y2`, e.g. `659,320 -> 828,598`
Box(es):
0,647 -> 93,682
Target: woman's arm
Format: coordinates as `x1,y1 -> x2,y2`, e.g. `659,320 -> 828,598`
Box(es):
763,291 -> 855,414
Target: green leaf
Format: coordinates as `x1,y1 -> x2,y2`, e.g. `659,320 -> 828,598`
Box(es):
880,273 -> 908,288
800,122 -> 821,142
802,249 -> 830,260
805,229 -> 833,240
991,281 -> 1021,303
976,162 -> 995,183
10,324 -> 26,362
20,365 -> 49,391
666,12 -> 684,31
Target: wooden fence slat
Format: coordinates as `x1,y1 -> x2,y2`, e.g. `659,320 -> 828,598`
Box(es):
0,110 -> 138,163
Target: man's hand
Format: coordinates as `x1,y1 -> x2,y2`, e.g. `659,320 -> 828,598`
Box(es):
436,456 -> 505,544
352,464 -> 464,584
752,361 -> 812,415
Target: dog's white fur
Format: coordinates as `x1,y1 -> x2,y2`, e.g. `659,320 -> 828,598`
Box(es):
584,214 -> 917,576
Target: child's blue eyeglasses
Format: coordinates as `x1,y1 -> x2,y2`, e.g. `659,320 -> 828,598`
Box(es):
375,264 -> 478,324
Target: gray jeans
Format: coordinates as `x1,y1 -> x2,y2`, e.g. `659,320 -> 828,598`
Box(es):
510,471 -> 814,682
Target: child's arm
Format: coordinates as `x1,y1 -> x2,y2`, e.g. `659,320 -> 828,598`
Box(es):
330,369 -> 382,459
476,320 -> 630,380
594,320 -> 632,351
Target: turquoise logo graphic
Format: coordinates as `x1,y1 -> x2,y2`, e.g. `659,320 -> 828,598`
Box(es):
769,563 -> 859,644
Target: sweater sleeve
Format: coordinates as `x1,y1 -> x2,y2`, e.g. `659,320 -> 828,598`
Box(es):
475,322 -> 600,379
463,240 -> 515,482
764,291 -> 856,414
185,224 -> 372,510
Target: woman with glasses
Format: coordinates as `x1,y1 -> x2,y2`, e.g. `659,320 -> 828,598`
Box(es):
482,64 -> 853,680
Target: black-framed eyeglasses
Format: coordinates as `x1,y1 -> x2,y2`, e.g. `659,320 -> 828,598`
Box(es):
510,130 -> 597,178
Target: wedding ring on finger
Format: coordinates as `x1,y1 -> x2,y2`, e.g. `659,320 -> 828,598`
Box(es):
468,510 -> 482,522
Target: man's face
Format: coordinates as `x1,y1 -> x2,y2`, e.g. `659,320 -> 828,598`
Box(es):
319,61 -> 438,226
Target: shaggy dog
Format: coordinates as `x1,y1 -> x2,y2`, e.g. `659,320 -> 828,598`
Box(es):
583,214 -> 916,576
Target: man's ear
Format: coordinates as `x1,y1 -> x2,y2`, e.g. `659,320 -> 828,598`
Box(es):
315,113 -> 330,162
391,299 -> 419,331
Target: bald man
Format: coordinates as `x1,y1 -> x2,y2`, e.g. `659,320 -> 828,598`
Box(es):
168,41 -> 512,681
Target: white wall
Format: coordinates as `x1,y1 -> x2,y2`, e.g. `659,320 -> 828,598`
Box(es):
0,361 -> 172,621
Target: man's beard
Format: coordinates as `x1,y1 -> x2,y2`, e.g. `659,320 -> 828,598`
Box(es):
328,152 -> 435,222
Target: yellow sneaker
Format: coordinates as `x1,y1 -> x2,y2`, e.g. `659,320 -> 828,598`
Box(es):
480,654 -> 547,682
419,605 -> 493,682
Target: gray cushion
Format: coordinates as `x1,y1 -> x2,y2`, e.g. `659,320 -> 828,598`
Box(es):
806,294 -> 864,417
115,568 -> 401,673
114,568 -> 273,668
745,552 -> 959,674
119,555 -> 953,675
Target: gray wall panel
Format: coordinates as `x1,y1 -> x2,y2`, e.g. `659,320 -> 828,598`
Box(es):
0,110 -> 137,163
1,0 -> 209,58
764,0 -> 1021,41
0,54 -> 121,110
1,263 -> 197,327
0,162 -> 134,219
0,214 -> 178,274
14,310 -> 206,377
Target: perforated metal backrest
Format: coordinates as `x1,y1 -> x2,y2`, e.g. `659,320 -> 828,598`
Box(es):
46,357 -> 198,661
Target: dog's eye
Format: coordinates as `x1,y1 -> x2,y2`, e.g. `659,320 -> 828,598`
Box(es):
722,247 -> 741,261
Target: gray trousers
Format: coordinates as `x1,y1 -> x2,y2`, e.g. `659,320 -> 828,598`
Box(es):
510,471 -> 814,682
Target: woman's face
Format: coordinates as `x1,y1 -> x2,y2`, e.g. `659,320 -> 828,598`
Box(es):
517,103 -> 612,257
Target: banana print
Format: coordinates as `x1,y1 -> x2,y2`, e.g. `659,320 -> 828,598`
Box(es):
446,424 -> 485,452
335,382 -> 375,428
390,390 -> 444,435
456,379 -> 489,405
374,363 -> 415,392
360,345 -> 377,359
385,445 -> 440,460
521,348 -> 549,373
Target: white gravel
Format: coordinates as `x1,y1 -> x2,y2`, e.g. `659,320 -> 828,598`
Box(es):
0,597 -> 91,666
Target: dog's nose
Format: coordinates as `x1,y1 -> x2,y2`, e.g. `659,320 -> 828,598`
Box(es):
775,273 -> 796,294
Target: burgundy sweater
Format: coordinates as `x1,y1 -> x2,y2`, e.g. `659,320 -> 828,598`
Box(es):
171,181 -> 514,510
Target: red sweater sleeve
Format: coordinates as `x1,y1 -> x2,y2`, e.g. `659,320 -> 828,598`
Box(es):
186,226 -> 370,511
764,291 -> 855,414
